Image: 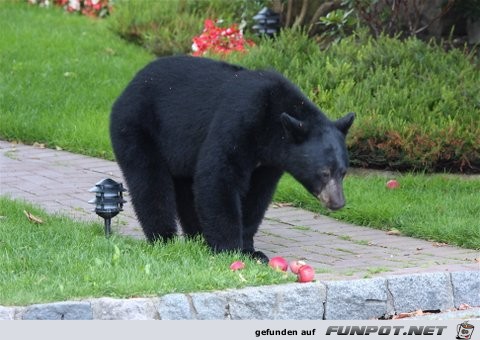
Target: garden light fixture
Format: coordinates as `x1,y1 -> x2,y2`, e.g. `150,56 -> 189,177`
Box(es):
252,7 -> 280,37
88,178 -> 126,238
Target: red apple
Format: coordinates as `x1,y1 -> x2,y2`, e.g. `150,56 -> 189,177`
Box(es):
268,256 -> 288,271
297,265 -> 315,283
229,260 -> 245,271
289,260 -> 306,274
386,179 -> 399,189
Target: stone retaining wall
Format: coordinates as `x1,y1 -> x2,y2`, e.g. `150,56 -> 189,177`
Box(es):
1,271 -> 478,320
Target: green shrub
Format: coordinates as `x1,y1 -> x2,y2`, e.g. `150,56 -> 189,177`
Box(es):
226,30 -> 480,173
107,0 -> 267,56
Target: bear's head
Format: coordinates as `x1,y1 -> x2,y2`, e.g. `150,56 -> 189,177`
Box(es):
280,111 -> 355,211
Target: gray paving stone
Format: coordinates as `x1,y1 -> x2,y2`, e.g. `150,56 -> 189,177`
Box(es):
91,297 -> 158,320
324,278 -> 389,320
451,271 -> 480,308
21,301 -> 93,320
189,292 -> 228,319
274,282 -> 326,319
223,283 -> 325,320
0,306 -> 16,320
387,272 -> 455,313
155,294 -> 192,320
224,286 -> 277,320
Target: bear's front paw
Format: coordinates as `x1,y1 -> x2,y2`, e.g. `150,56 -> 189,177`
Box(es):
242,250 -> 269,264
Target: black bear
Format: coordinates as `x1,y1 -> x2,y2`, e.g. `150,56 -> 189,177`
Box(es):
110,55 -> 354,262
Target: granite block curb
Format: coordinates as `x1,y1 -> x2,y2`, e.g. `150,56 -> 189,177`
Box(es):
1,270 -> 478,320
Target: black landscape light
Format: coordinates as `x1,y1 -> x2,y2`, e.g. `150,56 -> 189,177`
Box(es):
88,178 -> 126,238
252,7 -> 280,37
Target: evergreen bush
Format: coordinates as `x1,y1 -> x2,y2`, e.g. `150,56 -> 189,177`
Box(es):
226,30 -> 480,173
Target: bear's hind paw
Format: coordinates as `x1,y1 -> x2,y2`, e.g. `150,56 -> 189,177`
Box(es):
242,250 -> 269,264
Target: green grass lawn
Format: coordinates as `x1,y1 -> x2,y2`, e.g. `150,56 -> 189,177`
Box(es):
0,197 -> 292,306
0,2 -> 153,159
275,172 -> 480,250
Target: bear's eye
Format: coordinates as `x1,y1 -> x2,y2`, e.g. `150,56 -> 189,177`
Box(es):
319,169 -> 331,178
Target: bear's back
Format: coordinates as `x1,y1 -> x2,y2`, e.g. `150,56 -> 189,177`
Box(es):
134,55 -> 248,107
124,55 -> 272,123
111,56 -> 281,177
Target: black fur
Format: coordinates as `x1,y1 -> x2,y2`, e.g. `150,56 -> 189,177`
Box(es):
110,55 -> 354,261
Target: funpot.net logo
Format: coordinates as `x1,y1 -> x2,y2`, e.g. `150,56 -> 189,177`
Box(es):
325,325 -> 448,336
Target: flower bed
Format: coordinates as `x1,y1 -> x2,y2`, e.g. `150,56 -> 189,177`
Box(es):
192,19 -> 254,56
27,0 -> 112,18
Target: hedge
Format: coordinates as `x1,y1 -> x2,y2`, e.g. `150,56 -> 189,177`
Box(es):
225,30 -> 480,173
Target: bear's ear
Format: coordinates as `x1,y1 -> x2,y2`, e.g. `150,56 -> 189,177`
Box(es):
335,112 -> 355,135
280,112 -> 309,143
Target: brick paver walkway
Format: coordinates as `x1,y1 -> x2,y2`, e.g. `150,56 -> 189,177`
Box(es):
1,140 -> 478,280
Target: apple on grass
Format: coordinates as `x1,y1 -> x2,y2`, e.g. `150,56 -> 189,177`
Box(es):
386,179 -> 400,189
229,260 -> 245,271
268,256 -> 288,271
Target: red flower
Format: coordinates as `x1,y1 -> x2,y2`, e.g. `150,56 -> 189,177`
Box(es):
192,19 -> 255,57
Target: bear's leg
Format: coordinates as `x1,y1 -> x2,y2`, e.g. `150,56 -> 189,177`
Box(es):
174,178 -> 202,237
113,137 -> 177,242
241,167 -> 283,262
193,170 -> 244,252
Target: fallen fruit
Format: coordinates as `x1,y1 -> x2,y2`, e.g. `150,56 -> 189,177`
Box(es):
268,256 -> 288,271
229,260 -> 245,271
386,228 -> 401,236
386,179 -> 399,189
297,265 -> 315,283
289,260 -> 306,274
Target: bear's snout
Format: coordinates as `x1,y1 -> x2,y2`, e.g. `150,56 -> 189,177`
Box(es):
317,179 -> 345,211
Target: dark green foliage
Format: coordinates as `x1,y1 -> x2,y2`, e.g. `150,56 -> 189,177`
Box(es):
226,30 -> 480,173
